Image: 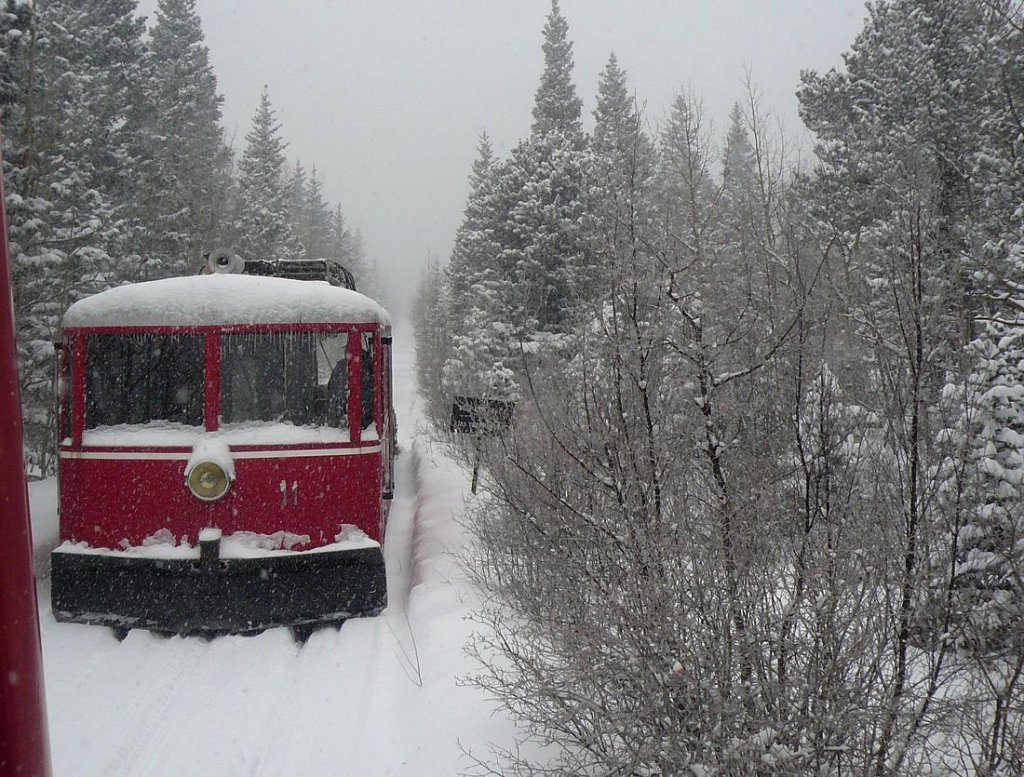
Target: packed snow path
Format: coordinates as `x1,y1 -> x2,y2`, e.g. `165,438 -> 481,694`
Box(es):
32,319 -> 523,777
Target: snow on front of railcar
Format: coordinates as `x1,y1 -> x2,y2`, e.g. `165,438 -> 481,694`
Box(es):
51,268 -> 395,638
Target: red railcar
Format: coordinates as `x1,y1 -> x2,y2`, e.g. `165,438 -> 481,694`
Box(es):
51,263 -> 394,637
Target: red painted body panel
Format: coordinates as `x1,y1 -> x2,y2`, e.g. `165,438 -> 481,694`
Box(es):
60,320 -> 392,551
56,309 -> 394,635
59,446 -> 384,549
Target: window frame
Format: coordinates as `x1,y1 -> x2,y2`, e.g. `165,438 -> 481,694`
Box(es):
82,332 -> 206,431
65,322 -> 383,448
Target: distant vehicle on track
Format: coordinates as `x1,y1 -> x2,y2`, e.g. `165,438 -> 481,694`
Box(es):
51,251 -> 395,639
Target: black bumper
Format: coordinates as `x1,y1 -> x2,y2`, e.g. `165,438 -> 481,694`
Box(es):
51,542 -> 387,635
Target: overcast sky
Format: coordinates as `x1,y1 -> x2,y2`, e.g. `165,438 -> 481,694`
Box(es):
137,0 -> 869,309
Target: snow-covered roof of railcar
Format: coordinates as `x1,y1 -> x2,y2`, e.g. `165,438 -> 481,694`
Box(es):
63,274 -> 390,329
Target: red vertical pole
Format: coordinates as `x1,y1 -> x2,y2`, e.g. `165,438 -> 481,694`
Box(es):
347,331 -> 362,444
70,334 -> 85,447
204,333 -> 220,432
0,153 -> 53,776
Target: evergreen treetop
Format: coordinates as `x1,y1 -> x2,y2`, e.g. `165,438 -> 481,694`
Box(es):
302,166 -> 334,260
142,0 -> 232,273
240,87 -> 289,194
447,132 -> 500,322
592,54 -> 631,159
591,52 -> 653,197
235,86 -> 303,261
531,0 -> 583,141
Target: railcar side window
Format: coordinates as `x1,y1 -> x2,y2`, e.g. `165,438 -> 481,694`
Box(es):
59,341 -> 71,441
361,332 -> 375,431
320,333 -> 348,427
85,334 -> 203,428
220,331 -> 348,428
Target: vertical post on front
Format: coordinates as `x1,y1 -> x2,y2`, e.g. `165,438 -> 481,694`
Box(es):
347,330 -> 362,444
0,150 -> 54,776
71,334 -> 85,447
204,333 -> 220,432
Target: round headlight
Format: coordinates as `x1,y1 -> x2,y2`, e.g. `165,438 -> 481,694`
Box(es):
187,460 -> 230,501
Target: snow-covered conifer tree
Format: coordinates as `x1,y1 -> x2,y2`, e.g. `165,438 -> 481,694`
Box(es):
454,3 -> 1024,774
445,133 -> 499,328
301,167 -> 333,261
799,0 -> 995,353
500,0 -> 588,331
586,53 -> 655,291
443,270 -> 520,402
234,87 -> 303,262
326,203 -> 351,270
653,92 -> 718,263
530,0 -> 582,140
285,160 -> 307,246
971,3 -> 1024,305
719,103 -> 758,252
433,133 -> 521,417
0,0 -> 51,471
1,0 -> 40,269
343,226 -> 379,297
944,315 -> 1024,653
139,0 -> 232,276
8,0 -> 150,471
799,1 -> 1024,767
412,255 -> 450,423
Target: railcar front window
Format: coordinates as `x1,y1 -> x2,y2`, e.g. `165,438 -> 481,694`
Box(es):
220,331 -> 348,428
85,334 -> 203,428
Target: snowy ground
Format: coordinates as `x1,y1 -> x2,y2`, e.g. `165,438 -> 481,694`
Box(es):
30,320 -> 524,777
